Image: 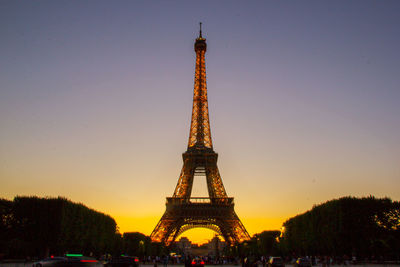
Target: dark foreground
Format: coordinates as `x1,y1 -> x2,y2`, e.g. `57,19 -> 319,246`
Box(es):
1,264 -> 400,267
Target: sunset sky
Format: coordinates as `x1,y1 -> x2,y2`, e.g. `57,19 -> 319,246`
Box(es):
1,1 -> 400,244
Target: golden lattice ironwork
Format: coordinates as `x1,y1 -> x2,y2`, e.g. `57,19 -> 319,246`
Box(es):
187,25 -> 212,150
150,24 -> 250,246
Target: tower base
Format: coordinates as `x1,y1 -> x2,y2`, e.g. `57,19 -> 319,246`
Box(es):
150,197 -> 250,246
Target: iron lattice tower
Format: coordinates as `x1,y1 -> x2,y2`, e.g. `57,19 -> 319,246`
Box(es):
150,24 -> 250,246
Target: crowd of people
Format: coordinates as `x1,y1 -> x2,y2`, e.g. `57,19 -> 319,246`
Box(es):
135,254 -> 365,266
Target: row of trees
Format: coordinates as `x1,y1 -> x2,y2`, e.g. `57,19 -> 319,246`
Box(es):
122,232 -> 167,258
1,196 -> 399,260
0,196 -> 121,258
223,197 -> 400,261
280,196 -> 400,259
225,230 -> 281,258
0,196 -> 172,260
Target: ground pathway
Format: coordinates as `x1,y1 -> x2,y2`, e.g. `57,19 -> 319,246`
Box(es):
1,263 -> 399,267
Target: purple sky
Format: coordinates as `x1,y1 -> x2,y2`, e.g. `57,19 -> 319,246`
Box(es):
1,1 -> 399,243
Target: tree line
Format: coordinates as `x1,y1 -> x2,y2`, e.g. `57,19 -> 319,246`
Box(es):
0,196 -> 168,260
279,196 -> 400,260
233,196 -> 400,261
0,196 -> 119,258
1,196 -> 399,261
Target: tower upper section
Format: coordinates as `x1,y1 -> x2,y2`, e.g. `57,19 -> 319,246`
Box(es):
194,23 -> 207,52
187,23 -> 213,151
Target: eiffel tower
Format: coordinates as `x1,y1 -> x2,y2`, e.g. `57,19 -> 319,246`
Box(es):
150,24 -> 250,246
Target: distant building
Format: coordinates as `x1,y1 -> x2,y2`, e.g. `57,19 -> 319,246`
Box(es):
207,236 -> 226,258
176,237 -> 192,255
174,235 -> 226,257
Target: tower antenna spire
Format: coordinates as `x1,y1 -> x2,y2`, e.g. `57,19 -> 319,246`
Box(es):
199,22 -> 202,38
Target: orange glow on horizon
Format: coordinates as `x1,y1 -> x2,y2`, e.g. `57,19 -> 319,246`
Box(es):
114,214 -> 286,244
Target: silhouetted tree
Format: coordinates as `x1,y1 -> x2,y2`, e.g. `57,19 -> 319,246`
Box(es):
255,231 -> 281,256
0,199 -> 14,258
280,196 -> 400,259
0,196 -> 119,258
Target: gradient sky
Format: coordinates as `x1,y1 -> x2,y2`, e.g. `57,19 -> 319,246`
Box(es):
1,1 -> 400,244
